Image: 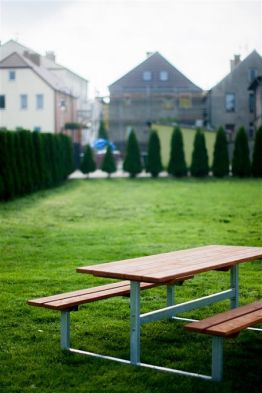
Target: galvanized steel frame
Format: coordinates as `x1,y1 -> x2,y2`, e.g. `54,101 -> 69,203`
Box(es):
60,264 -> 260,382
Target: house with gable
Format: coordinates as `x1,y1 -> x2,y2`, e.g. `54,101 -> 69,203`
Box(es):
108,52 -> 204,151
0,39 -> 90,128
0,51 -> 78,135
207,50 -> 262,139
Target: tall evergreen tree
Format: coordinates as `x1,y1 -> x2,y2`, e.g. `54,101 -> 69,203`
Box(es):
123,129 -> 143,178
190,129 -> 209,177
252,126 -> 262,177
98,120 -> 108,140
101,145 -> 116,177
147,130 -> 163,177
0,131 -> 14,200
168,126 -> 187,177
232,127 -> 251,177
81,144 -> 96,176
212,127 -> 229,177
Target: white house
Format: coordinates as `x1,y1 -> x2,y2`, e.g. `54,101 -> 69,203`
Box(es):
0,40 -> 90,127
0,51 -> 77,133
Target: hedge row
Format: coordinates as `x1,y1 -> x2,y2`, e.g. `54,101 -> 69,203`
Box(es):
124,126 -> 262,178
0,130 -> 75,201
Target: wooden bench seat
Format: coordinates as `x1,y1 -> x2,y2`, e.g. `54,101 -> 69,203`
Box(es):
28,276 -> 193,353
28,277 -> 192,311
184,300 -> 262,381
185,300 -> 262,337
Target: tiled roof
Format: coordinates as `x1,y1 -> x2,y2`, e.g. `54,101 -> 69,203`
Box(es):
109,52 -> 202,93
0,52 -> 76,96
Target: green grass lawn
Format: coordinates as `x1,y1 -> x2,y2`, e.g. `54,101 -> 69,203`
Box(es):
153,124 -> 217,167
0,178 -> 261,393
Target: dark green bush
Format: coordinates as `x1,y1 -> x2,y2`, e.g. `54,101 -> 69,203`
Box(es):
232,127 -> 251,177
147,130 -> 163,178
101,145 -> 116,177
212,127 -> 229,177
168,126 -> 187,177
0,130 -> 74,201
81,144 -> 96,176
123,129 -> 143,178
98,120 -> 108,140
252,126 -> 262,177
190,129 -> 209,177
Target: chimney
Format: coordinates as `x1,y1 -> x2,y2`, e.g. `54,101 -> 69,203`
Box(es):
23,51 -> 41,66
45,51 -> 56,62
230,54 -> 241,71
146,51 -> 154,58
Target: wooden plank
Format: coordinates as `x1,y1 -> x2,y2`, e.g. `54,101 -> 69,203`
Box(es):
207,310 -> 262,337
27,281 -> 131,307
185,300 -> 262,336
77,245 -> 262,283
28,277 -> 193,310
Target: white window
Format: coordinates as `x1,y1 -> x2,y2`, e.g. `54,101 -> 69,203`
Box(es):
9,70 -> 16,81
248,68 -> 257,83
20,94 -> 28,109
143,71 -> 152,81
225,93 -> 235,112
36,94 -> 44,109
0,95 -> 5,109
160,71 -> 168,81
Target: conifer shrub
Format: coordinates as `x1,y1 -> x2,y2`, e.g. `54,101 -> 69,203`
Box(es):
232,127 -> 251,177
190,129 -> 209,177
19,130 -> 34,193
101,145 -> 116,177
0,131 -> 14,200
81,144 -> 96,176
147,130 -> 163,178
168,126 -> 187,177
98,120 -> 108,140
32,132 -> 46,189
252,126 -> 262,177
7,132 -> 20,196
123,129 -> 143,178
212,127 -> 229,177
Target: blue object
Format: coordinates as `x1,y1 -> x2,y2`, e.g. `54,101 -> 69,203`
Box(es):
92,139 -> 116,151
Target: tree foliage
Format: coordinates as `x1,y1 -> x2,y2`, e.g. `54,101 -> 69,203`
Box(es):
168,126 -> 187,177
101,145 -> 116,177
232,127 -> 251,177
147,130 -> 163,178
212,127 -> 229,177
0,130 -> 75,201
81,144 -> 96,175
98,120 -> 108,140
190,129 -> 209,177
123,129 -> 143,178
252,126 -> 262,177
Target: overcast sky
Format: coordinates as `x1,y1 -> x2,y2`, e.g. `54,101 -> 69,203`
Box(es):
1,0 -> 261,97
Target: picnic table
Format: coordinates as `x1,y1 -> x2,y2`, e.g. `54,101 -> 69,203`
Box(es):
77,245 -> 262,380
28,245 -> 262,381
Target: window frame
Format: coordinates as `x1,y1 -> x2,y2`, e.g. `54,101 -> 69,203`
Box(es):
36,94 -> 44,110
160,70 -> 168,81
20,94 -> 28,110
143,70 -> 152,81
225,93 -> 236,112
9,70 -> 16,81
0,95 -> 6,109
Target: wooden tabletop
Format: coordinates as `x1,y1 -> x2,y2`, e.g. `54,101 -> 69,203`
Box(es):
77,245 -> 262,284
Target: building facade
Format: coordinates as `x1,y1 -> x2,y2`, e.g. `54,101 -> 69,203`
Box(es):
0,40 -> 89,126
108,52 -> 204,151
0,52 -> 76,132
207,51 -> 262,139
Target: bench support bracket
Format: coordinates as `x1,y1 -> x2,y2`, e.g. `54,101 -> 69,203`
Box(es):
61,311 -> 70,350
212,336 -> 223,382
